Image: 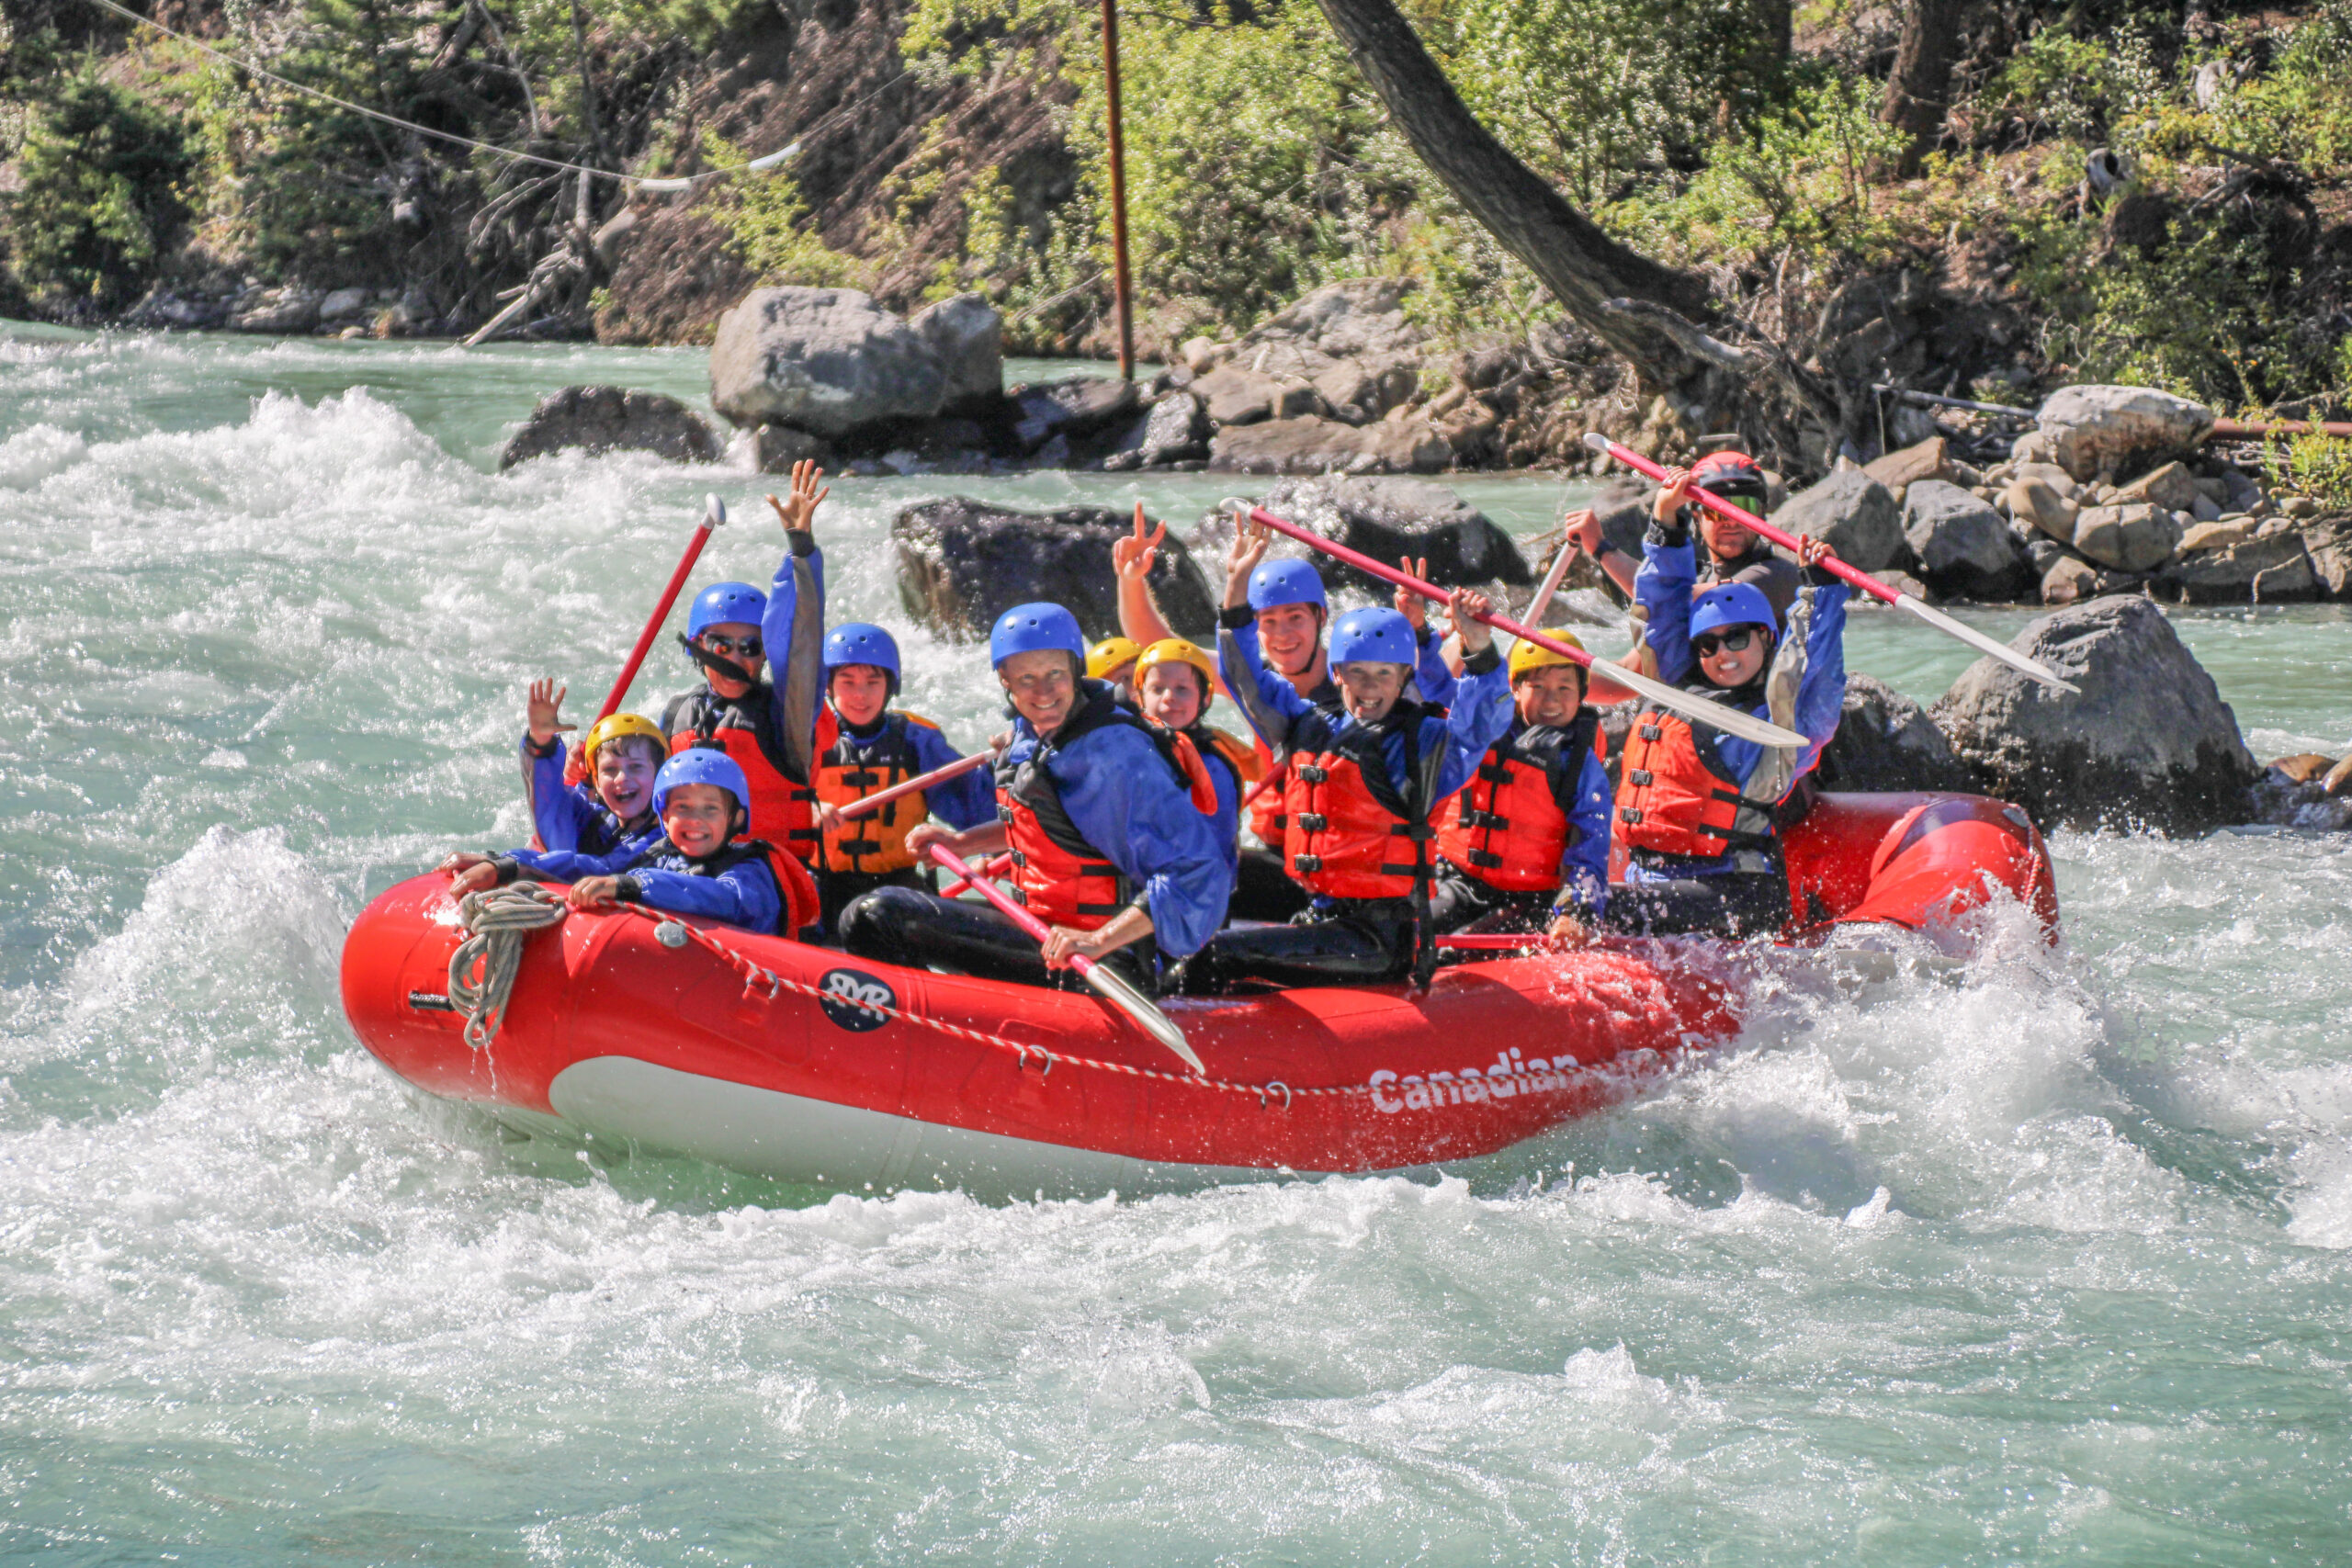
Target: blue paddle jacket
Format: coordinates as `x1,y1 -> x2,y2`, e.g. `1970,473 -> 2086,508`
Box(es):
999,686 -> 1233,958
492,836 -> 783,935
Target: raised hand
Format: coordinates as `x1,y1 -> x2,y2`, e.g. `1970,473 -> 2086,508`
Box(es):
1651,465 -> 1694,525
765,458 -> 831,535
1223,519 -> 1271,608
1114,502 -> 1164,582
526,677 -> 573,746
1394,556 -> 1429,631
1562,507 -> 1603,557
1448,586 -> 1494,654
1796,534 -> 1838,570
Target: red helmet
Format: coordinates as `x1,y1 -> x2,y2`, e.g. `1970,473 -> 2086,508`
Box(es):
1690,451 -> 1768,505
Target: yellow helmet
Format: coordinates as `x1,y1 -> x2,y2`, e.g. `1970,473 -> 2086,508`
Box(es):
1135,637 -> 1218,705
1086,636 -> 1143,682
582,711 -> 667,762
1508,631 -> 1586,682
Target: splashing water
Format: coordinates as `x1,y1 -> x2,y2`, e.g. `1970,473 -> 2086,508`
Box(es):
3,323 -> 2350,1562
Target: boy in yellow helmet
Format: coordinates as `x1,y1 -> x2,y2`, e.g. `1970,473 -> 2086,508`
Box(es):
1429,633 -> 1612,944
1131,638 -> 1258,893
515,677 -> 667,858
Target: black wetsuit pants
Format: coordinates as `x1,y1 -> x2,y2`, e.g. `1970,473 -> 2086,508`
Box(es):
839,886 -> 1159,993
815,867 -> 925,943
1227,847 -> 1311,922
1605,869 -> 1789,938
1182,899 -> 1418,991
1428,863 -> 1556,937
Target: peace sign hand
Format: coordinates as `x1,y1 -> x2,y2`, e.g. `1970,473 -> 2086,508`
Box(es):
1114,502 -> 1164,582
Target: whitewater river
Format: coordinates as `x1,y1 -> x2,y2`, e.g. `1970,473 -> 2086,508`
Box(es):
4,322 -> 2350,1563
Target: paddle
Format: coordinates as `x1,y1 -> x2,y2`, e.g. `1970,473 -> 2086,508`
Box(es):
831,750 -> 992,820
597,493 -> 729,721
1582,434 -> 2080,694
1435,931 -> 1570,952
938,852 -> 1012,899
922,844 -> 1204,1074
1229,502 -> 1806,749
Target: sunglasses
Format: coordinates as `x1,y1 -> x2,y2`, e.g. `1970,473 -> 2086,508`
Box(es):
1691,626 -> 1762,659
700,633 -> 763,659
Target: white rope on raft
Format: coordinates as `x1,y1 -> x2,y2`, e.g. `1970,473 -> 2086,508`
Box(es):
79,0 -> 831,191
447,883 -> 568,1050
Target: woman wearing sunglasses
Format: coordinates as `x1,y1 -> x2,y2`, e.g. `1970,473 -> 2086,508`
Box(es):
1607,466 -> 1849,938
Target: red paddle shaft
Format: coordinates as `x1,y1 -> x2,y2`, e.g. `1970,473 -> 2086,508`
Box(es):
832,750 -> 992,820
1241,505 -> 1602,670
939,852 -> 1012,899
596,495 -> 725,722
1584,439 -> 1898,604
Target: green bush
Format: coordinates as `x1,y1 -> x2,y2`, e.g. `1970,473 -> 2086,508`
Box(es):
2273,427 -> 2352,508
697,132 -> 871,289
4,72 -> 195,308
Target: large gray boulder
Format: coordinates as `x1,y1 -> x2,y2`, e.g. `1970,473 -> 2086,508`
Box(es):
908,293 -> 1003,407
1903,479 -> 2029,599
1102,392 -> 1209,471
709,288 -> 947,437
1199,476 -> 1532,599
1812,674 -> 1982,793
1233,276 -> 1423,379
498,385 -> 721,470
893,500 -> 1218,643
1206,415 -> 1451,476
1930,595 -> 2260,834
1009,376 -> 1139,452
2036,385 -> 2215,483
1770,469 -> 1905,572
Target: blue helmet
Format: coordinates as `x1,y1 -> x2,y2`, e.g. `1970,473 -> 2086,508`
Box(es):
1246,558 -> 1328,614
1328,606 -> 1417,668
1690,582 -> 1779,640
989,602 -> 1086,668
688,581 -> 767,637
652,748 -> 752,818
823,622 -> 901,692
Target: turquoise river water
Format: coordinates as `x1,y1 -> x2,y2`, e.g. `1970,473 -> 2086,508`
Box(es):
3,322 -> 2351,1564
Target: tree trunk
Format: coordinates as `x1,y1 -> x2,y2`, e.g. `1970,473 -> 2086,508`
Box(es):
1881,0 -> 1972,175
1308,0 -> 1716,386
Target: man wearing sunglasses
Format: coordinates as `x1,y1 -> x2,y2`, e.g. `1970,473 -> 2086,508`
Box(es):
1607,466 -> 1850,938
661,459 -> 831,873
1565,449 -> 1801,629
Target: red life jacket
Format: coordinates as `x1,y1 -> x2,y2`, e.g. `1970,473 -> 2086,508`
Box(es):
811,707 -> 945,875
665,687 -> 818,863
1436,711 -> 1600,893
1282,704 -> 1438,903
1248,677 -> 1340,845
1613,690 -> 1781,864
996,683 -> 1198,931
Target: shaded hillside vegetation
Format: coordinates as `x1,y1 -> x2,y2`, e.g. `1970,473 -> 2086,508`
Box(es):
6,0 -> 2352,436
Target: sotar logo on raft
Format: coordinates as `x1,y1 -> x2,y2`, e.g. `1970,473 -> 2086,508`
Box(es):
1369,1050 -> 1579,1113
817,968 -> 895,1032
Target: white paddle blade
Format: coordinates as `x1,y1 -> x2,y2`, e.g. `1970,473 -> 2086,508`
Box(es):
705,493 -> 727,527
1894,595 -> 2080,694
1611,660 -> 1809,748
1082,963 -> 1204,1074
1581,432 -> 1613,456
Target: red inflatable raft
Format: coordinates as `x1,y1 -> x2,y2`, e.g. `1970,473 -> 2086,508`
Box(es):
340,792 -> 2056,1195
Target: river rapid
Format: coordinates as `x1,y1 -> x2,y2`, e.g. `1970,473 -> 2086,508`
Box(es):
3,323 -> 2350,1564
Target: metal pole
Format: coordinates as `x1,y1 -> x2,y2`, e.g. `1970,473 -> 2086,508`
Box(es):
1100,0 -> 1135,380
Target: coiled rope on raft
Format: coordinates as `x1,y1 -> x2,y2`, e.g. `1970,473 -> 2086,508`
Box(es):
448,884 -> 568,1049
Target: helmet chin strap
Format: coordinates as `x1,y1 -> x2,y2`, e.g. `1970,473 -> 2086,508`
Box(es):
678,633 -> 759,688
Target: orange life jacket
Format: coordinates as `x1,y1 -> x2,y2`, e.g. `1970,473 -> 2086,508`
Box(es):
1282,704 -> 1438,903
1613,691 -> 1781,864
1436,712 -> 1600,893
1191,725 -> 1258,813
666,688 -> 818,863
811,707 -> 945,875
997,684 -> 1200,931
